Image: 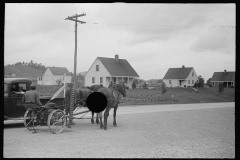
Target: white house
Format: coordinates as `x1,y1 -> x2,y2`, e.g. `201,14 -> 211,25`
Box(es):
210,70 -> 235,88
37,67 -> 72,85
85,55 -> 139,88
163,65 -> 198,87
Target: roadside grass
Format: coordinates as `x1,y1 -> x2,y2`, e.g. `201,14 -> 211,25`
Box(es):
119,87 -> 235,106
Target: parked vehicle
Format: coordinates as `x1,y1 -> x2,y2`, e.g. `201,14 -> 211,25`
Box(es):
4,78 -> 65,120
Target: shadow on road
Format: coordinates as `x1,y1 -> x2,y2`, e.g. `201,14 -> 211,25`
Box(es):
4,122 -> 25,129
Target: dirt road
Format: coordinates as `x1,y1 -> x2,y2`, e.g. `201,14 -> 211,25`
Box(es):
4,102 -> 235,158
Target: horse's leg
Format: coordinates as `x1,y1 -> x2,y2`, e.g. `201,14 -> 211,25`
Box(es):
98,112 -> 103,129
91,112 -> 94,124
113,106 -> 118,127
96,112 -> 100,124
104,107 -> 110,130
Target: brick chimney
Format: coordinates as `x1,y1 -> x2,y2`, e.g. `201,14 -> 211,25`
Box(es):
182,65 -> 185,68
115,54 -> 119,63
224,69 -> 227,74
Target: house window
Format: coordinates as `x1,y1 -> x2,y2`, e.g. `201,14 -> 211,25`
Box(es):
39,77 -> 42,81
169,80 -> 171,84
192,80 -> 194,84
92,77 -> 95,83
100,77 -> 103,83
188,80 -> 190,84
192,72 -> 194,76
96,65 -> 99,71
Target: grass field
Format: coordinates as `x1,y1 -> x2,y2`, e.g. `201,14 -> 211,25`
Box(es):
119,87 -> 235,106
36,85 -> 234,106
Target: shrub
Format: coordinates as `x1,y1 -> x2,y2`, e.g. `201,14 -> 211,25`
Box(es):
193,82 -> 198,88
162,82 -> 167,95
131,81 -> 136,89
219,83 -> 224,93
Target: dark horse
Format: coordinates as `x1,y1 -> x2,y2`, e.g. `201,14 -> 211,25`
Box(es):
87,84 -> 103,124
75,85 -> 103,124
96,82 -> 126,130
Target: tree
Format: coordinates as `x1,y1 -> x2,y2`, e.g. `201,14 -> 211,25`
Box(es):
56,79 -> 63,85
157,79 -> 162,83
161,82 -> 167,95
133,79 -> 138,85
77,73 -> 85,81
206,78 -> 212,87
142,82 -> 148,88
219,82 -> 224,93
193,82 -> 198,88
131,80 -> 136,89
198,75 -> 205,88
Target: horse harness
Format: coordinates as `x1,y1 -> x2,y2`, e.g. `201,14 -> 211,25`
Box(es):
108,85 -> 123,107
76,90 -> 93,107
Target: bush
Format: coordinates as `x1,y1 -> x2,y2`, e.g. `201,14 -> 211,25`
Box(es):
193,82 -> 198,88
209,84 -> 212,87
162,82 -> 167,95
131,81 -> 136,89
219,83 -> 224,93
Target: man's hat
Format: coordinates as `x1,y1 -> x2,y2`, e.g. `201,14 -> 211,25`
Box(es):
30,84 -> 36,89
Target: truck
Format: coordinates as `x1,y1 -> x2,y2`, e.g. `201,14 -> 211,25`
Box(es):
4,78 -> 65,121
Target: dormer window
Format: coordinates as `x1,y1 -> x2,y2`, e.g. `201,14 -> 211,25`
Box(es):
96,65 -> 99,71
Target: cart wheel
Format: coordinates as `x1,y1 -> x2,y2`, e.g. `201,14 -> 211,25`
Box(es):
48,109 -> 66,134
23,110 -> 38,131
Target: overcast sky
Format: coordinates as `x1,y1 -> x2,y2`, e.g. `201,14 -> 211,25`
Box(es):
4,3 -> 235,81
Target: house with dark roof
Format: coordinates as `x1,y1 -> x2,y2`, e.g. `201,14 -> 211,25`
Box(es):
85,55 -> 139,88
211,70 -> 235,88
163,65 -> 198,87
37,67 -> 72,85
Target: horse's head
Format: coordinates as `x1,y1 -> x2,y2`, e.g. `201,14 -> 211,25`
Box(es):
116,81 -> 127,97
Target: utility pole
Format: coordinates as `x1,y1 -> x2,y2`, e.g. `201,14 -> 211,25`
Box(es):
65,13 -> 86,127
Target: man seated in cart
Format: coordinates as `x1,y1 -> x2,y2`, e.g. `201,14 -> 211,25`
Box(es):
22,84 -> 46,123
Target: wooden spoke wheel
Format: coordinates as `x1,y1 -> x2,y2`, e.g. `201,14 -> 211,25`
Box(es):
23,109 -> 38,131
48,109 -> 66,134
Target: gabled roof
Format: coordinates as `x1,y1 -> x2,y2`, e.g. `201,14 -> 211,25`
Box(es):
163,67 -> 193,79
48,67 -> 71,76
211,71 -> 235,82
97,57 -> 139,77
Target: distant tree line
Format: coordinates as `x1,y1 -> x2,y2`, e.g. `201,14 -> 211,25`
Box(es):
69,72 -> 85,82
6,60 -> 46,73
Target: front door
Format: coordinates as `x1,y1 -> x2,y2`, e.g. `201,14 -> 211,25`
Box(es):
112,77 -> 116,84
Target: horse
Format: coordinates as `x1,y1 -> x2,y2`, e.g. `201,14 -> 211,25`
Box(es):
87,84 -> 104,124
96,81 -> 127,130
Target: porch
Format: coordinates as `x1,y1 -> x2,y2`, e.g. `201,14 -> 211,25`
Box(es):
105,76 -> 136,88
212,81 -> 234,88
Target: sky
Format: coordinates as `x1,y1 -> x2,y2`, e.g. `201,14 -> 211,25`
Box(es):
4,3 -> 235,81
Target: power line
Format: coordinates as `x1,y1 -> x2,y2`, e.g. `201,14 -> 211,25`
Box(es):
88,22 -> 235,28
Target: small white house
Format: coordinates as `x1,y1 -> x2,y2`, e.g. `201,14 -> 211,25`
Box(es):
163,65 -> 198,87
85,55 -> 139,88
211,70 -> 235,88
37,67 -> 72,85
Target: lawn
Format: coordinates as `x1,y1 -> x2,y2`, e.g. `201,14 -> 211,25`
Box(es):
119,87 -> 235,106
